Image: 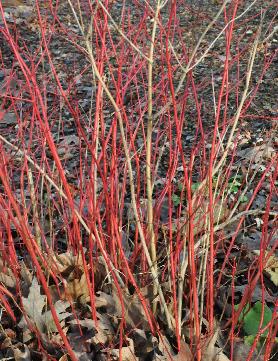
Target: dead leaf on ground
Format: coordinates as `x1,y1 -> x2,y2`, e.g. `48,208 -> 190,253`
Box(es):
91,312 -> 114,345
235,284 -> 275,303
95,285 -> 151,330
0,260 -> 16,288
201,328 -> 230,361
253,250 -> 278,286
68,318 -> 95,331
59,355 -> 68,361
172,199 -> 229,236
233,341 -> 263,361
71,309 -> 114,346
237,144 -> 275,162
110,338 -> 138,361
47,250 -> 84,273
47,251 -> 106,304
18,277 -> 71,342
65,272 -> 90,303
155,335 -> 193,360
13,344 -> 31,361
132,328 -> 155,355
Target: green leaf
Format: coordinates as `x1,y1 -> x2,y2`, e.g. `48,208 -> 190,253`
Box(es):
227,175 -> 243,194
232,179 -> 242,187
172,193 -> 181,207
229,185 -> 239,193
191,182 -> 200,192
178,182 -> 184,192
238,301 -> 273,337
244,335 -> 256,346
229,175 -> 242,183
239,195 -> 248,203
244,335 -> 266,351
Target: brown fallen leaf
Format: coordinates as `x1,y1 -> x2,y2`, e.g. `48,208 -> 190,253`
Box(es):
237,144 -> 275,162
155,335 -> 193,360
253,250 -> 278,286
110,338 -> 139,361
0,266 -> 16,288
95,285 -> 151,330
47,251 -> 106,303
68,311 -> 114,346
201,328 -> 230,361
48,250 -> 84,273
1,0 -> 28,7
13,344 -> 31,361
92,312 -> 114,345
176,341 -> 194,361
233,341 -> 263,361
18,277 -> 71,342
65,272 -> 90,303
171,199 -> 229,236
59,355 -> 68,361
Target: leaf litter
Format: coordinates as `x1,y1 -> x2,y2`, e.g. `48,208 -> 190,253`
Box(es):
0,0 -> 277,360
18,277 -> 71,342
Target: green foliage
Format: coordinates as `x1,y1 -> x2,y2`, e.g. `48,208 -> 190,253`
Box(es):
235,301 -> 273,347
172,173 -> 248,207
226,175 -> 248,203
172,182 -> 186,206
227,175 -> 242,193
172,193 -> 182,207
191,182 -> 200,192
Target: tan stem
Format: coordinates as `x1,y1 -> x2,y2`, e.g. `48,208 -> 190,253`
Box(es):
146,0 -> 162,312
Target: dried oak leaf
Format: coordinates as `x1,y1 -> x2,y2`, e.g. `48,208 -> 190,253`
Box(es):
110,338 -> 138,361
237,144 -> 275,162
92,312 -> 114,345
69,311 -> 114,345
201,328 -> 230,361
155,335 -> 193,360
13,344 -> 31,361
48,250 -> 84,273
65,272 -> 90,303
18,277 -> 71,341
132,328 -> 153,354
95,285 -> 151,330
48,252 -> 106,303
0,258 -> 19,288
0,267 -> 16,288
253,250 -> 278,286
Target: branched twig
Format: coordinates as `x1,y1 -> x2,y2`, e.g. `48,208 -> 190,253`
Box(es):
66,0 -> 174,331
